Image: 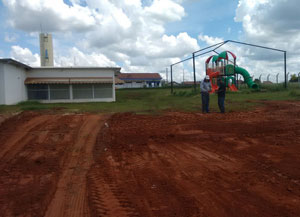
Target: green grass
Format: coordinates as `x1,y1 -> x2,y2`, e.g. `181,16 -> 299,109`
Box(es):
0,84 -> 299,114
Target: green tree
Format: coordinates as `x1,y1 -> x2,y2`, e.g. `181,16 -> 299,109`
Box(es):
289,74 -> 298,82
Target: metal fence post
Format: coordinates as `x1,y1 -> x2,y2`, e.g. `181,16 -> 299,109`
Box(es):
284,52 -> 287,88
193,53 -> 196,92
170,65 -> 173,94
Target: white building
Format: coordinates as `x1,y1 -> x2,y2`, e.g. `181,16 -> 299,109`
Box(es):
0,59 -> 120,105
116,73 -> 162,89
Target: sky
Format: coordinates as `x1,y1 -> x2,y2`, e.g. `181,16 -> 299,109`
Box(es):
0,0 -> 299,83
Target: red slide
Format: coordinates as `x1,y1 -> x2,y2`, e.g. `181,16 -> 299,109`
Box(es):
228,84 -> 238,91
211,83 -> 218,93
208,71 -> 220,93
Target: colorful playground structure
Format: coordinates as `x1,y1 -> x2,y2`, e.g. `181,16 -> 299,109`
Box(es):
205,51 -> 258,92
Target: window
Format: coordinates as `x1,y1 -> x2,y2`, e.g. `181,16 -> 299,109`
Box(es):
27,84 -> 48,100
49,85 -> 70,100
45,49 -> 48,59
94,84 -> 112,98
73,84 -> 93,99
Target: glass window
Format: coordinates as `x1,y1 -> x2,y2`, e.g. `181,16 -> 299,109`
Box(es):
45,49 -> 48,59
27,84 -> 49,100
73,84 -> 93,99
49,84 -> 70,100
94,84 -> 112,98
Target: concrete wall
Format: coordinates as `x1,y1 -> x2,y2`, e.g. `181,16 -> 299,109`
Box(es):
3,64 -> 27,105
118,82 -> 145,89
27,68 -> 114,78
116,81 -> 162,89
27,67 -> 116,103
0,63 -> 5,105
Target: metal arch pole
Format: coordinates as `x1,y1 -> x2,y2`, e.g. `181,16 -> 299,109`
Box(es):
284,52 -> 287,88
259,74 -> 262,83
276,73 -> 279,84
228,40 -> 286,53
193,53 -> 196,92
193,41 -> 228,55
171,65 -> 173,94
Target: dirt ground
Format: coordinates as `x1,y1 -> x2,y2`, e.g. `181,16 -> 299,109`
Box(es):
0,101 -> 299,217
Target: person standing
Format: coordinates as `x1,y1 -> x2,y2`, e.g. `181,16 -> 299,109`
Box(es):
217,77 -> 226,113
200,75 -> 212,113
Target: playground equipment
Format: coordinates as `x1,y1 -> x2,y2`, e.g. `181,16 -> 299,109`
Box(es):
205,51 -> 258,92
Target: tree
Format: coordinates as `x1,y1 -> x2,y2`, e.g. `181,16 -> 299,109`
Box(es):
289,74 -> 298,82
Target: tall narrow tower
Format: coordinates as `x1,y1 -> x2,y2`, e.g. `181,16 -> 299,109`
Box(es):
39,33 -> 54,66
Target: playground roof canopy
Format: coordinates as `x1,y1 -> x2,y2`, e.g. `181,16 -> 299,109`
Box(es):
169,39 -> 287,92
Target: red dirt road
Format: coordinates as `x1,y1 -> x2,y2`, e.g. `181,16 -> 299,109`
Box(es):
0,101 -> 300,217
0,112 -> 108,217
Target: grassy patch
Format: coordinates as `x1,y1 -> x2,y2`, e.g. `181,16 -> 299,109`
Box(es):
0,84 -> 299,114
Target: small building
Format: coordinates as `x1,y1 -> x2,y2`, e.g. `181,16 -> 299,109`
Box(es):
0,58 -> 120,105
117,73 -> 162,88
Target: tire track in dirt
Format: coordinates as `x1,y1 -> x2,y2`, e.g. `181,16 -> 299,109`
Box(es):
44,114 -> 108,217
0,115 -> 57,167
88,168 -> 140,217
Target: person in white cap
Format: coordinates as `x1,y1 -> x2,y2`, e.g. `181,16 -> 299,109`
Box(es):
200,75 -> 212,113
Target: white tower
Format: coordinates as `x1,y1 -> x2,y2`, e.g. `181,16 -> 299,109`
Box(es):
39,33 -> 54,66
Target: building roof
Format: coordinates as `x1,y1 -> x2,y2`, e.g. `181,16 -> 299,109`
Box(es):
118,73 -> 162,81
0,58 -> 121,75
0,58 -> 32,70
25,77 -> 113,84
32,66 -> 121,71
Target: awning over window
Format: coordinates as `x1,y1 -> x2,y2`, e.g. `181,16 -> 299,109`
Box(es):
25,77 -> 113,84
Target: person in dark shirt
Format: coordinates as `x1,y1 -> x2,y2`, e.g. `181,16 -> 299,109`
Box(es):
217,78 -> 226,113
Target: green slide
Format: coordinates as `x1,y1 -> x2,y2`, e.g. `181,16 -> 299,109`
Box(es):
226,65 -> 258,89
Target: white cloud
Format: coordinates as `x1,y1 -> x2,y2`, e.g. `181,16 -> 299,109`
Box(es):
2,0 -> 96,32
56,47 -> 117,67
2,0 -> 198,74
234,0 -> 300,81
144,0 -> 185,23
4,32 -> 18,42
10,45 -> 40,66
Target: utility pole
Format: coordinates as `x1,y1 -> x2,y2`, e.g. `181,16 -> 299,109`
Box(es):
183,68 -> 185,84
276,73 -> 279,84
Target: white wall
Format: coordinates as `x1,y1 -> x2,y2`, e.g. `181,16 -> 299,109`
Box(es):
119,82 -> 145,88
0,63 -> 5,105
3,64 -> 27,105
27,68 -> 114,78
27,67 -> 116,102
